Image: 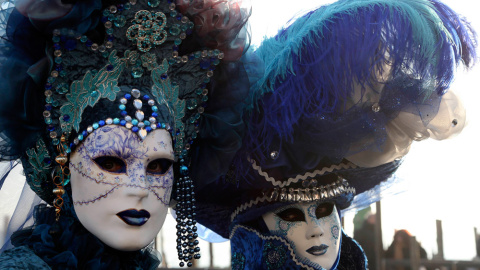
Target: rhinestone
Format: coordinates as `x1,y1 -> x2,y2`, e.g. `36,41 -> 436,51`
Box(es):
302,180 -> 309,188
53,29 -> 61,36
310,179 -> 318,187
120,98 -> 127,104
105,118 -> 113,125
148,99 -> 155,106
138,128 -> 147,140
109,5 -> 117,13
50,131 -> 57,138
73,138 -> 79,144
172,51 -> 179,58
138,122 -> 145,128
105,21 -> 112,28
180,33 -> 186,40
202,89 -> 208,96
452,119 -> 458,126
149,117 -> 156,123
181,56 -> 188,63
197,107 -> 204,114
98,45 -> 106,52
206,71 -> 214,77
169,3 -> 176,10
87,126 -> 93,133
43,111 -> 51,118
105,41 -> 113,48
54,50 -> 62,57
132,89 -> 141,98
218,52 -> 224,59
151,124 -> 157,130
133,99 -> 143,109
125,116 -> 132,122
372,103 -> 381,112
270,151 -> 279,160
44,90 -> 52,97
125,122 -> 133,129
136,110 -> 145,121
181,17 -> 189,23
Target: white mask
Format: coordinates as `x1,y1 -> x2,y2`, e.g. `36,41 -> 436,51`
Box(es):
262,202 -> 341,269
69,125 -> 174,251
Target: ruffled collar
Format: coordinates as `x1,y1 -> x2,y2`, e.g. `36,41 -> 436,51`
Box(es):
10,204 -> 160,270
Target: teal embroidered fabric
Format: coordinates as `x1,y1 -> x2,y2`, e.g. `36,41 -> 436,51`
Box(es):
0,246 -> 52,270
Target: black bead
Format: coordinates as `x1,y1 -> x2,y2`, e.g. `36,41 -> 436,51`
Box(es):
187,262 -> 193,267
179,262 -> 185,267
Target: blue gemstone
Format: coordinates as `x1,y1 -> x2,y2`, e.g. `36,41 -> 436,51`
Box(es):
189,54 -> 195,60
161,73 -> 168,80
132,127 -> 139,132
47,125 -> 55,131
82,131 -> 88,137
43,157 -> 52,164
45,83 -> 52,90
143,95 -> 150,100
152,112 -> 158,117
180,165 -> 188,175
186,29 -> 193,35
200,83 -> 207,88
55,65 -> 63,71
113,118 -> 120,124
65,39 -> 77,51
107,65 -> 114,71
69,143 -> 75,148
176,14 -> 183,21
172,45 -> 179,51
121,110 -> 127,116
120,120 -> 126,126
209,66 -> 216,71
63,115 -> 70,122
125,93 -> 132,99
45,104 -> 52,111
146,126 -> 152,132
101,16 -> 108,23
119,104 -> 126,110
86,40 -> 93,47
117,4 -> 124,11
157,123 -> 162,128
60,35 -> 67,42
54,44 -> 61,50
99,120 -> 105,126
107,36 -> 115,42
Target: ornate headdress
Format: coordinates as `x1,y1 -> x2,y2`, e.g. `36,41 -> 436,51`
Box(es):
195,0 -> 477,269
0,0 -> 250,267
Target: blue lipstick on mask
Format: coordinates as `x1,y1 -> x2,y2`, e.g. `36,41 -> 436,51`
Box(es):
117,209 -> 150,226
306,244 -> 329,256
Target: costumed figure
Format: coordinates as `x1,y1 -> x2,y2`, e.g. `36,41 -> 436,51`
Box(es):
0,0 -> 250,268
194,0 -> 477,269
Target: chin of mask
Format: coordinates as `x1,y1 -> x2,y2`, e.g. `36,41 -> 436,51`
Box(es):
70,125 -> 174,251
263,202 -> 341,269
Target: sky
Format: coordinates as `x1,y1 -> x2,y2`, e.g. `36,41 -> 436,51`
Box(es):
0,0 -> 479,267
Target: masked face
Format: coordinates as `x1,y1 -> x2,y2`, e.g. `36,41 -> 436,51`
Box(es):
262,202 -> 341,269
70,125 -> 174,251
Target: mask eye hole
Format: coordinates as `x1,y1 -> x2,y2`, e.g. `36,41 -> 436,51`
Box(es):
315,203 -> 334,219
276,208 -> 305,222
147,159 -> 173,175
93,156 -> 126,173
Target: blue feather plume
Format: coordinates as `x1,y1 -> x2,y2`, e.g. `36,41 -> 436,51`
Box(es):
243,0 -> 477,163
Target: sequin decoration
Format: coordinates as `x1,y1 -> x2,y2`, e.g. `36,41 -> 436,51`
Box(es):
231,252 -> 246,270
126,10 -> 168,52
262,241 -> 287,270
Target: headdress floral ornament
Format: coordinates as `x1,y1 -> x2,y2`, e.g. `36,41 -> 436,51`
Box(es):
194,0 -> 476,269
0,0 -> 250,267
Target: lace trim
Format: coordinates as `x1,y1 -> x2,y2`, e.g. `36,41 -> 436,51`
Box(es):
249,158 -> 357,187
230,225 -> 315,270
